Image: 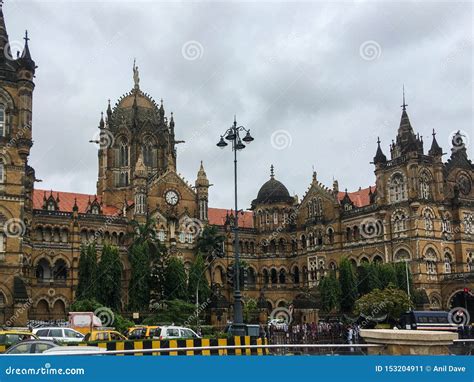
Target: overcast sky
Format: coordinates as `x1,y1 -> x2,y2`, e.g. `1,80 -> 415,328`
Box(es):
5,0 -> 473,209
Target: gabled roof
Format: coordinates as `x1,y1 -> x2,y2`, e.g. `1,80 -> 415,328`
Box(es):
208,208 -> 254,228
337,186 -> 374,207
33,189 -> 121,216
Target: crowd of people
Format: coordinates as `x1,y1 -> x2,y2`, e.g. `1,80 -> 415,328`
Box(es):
263,320 -> 361,344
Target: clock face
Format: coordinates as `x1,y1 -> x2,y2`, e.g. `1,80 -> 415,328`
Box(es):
165,190 -> 179,206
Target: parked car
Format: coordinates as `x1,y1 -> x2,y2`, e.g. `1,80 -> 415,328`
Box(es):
32,327 -> 84,343
0,331 -> 38,347
127,326 -> 161,340
154,326 -> 200,340
83,330 -> 127,342
4,340 -> 58,354
43,346 -> 106,355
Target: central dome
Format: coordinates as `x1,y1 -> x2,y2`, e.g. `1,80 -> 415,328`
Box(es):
252,165 -> 293,207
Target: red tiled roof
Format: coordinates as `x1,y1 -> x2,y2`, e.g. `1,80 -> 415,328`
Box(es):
33,189 -> 121,216
337,186 -> 375,207
208,208 -> 254,228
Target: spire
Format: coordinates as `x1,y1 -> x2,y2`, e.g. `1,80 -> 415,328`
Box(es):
373,137 -> 387,164
195,160 -> 209,188
106,99 -> 112,120
428,129 -> 442,157
18,29 -> 36,72
0,1 -> 10,58
72,198 -> 78,212
401,85 -> 407,111
159,98 -> 165,119
99,112 -> 104,128
169,112 -> 175,129
270,164 -> 274,179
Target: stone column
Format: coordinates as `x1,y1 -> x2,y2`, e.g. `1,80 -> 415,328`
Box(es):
360,329 -> 458,355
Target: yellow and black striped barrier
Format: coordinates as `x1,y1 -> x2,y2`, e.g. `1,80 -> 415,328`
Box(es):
0,345 -> 6,353
68,336 -> 269,356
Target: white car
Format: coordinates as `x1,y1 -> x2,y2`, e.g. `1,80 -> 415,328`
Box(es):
43,346 -> 106,355
32,327 -> 84,343
153,326 -> 200,340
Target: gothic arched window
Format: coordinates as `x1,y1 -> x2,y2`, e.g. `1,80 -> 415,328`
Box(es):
143,144 -> 154,167
119,143 -> 129,167
0,104 -> 5,137
423,208 -> 435,233
444,253 -> 452,274
0,158 -> 4,184
425,248 -> 437,275
389,173 -> 407,203
392,210 -> 408,234
419,171 -> 431,200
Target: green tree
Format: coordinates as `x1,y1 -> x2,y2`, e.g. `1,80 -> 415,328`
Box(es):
128,242 -> 151,311
394,261 -> 413,294
243,298 -> 259,324
76,243 -> 98,300
339,258 -> 358,313
319,272 -> 341,313
143,299 -> 197,325
196,225 -> 225,262
187,253 -> 210,304
378,263 -> 398,289
96,244 -> 122,310
127,218 -> 167,310
164,257 -> 187,300
357,263 -> 382,295
354,286 -> 413,323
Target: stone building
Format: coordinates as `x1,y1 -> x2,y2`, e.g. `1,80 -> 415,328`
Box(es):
0,4 -> 472,325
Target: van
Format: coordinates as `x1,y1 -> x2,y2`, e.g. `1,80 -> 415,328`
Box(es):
33,327 -> 84,343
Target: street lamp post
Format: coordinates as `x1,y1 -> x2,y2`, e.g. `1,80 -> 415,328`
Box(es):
216,117 -> 254,336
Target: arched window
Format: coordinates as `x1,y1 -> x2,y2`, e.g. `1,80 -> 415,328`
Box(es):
425,248 -> 437,275
423,208 -> 434,233
392,210 -> 408,233
419,171 -> 431,199
247,268 -> 256,287
394,249 -> 410,262
444,253 -> 452,274
0,291 -> 5,306
346,227 -> 352,242
262,269 -> 269,284
143,144 -> 154,167
316,198 -> 323,216
327,228 -> 334,245
270,269 -> 277,284
119,171 -> 129,187
466,252 -> 473,272
119,143 -> 129,167
301,235 -> 306,249
0,104 -> 5,137
292,266 -> 300,284
279,269 -> 286,284
53,259 -> 68,281
0,158 -> 4,183
389,173 -> 407,203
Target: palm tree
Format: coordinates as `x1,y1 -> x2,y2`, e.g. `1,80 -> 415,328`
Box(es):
196,225 -> 225,263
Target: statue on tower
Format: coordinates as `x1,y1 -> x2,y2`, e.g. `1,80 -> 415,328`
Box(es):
133,59 -> 140,89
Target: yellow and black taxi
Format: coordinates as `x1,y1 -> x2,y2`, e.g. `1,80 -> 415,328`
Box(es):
83,330 -> 127,342
0,330 -> 39,352
127,326 -> 161,340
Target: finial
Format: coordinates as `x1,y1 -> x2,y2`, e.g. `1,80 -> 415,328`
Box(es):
432,129 -> 436,137
24,30 -> 30,45
401,85 -> 408,111
132,58 -> 140,89
270,164 -> 274,179
377,136 -> 381,145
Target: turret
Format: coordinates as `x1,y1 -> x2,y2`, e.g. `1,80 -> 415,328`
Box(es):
195,161 -> 210,222
428,129 -> 443,157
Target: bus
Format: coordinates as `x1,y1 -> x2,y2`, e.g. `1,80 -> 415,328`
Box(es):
399,311 -> 458,331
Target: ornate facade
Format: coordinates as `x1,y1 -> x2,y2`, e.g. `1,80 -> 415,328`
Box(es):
0,4 -> 472,325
